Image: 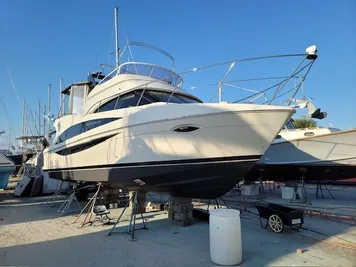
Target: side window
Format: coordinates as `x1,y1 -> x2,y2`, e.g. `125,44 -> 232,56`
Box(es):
55,118 -> 119,144
57,124 -> 83,144
94,90 -> 199,113
116,93 -> 141,109
176,95 -> 201,103
149,91 -> 185,103
98,98 -> 118,112
138,91 -> 159,106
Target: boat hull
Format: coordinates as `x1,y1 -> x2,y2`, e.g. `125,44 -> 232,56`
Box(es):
43,103 -> 294,198
0,166 -> 16,189
245,129 -> 356,181
46,155 -> 259,198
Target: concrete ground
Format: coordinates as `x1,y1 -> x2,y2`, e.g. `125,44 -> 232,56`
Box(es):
224,183 -> 356,218
1,194 -> 356,267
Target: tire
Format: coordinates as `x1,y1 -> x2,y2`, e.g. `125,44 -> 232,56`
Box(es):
268,214 -> 284,233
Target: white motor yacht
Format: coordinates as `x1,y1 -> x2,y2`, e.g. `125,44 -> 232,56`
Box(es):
245,118 -> 356,181
42,59 -> 295,198
42,8 -> 322,198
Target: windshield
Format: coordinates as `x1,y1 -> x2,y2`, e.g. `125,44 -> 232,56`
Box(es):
284,120 -> 295,130
119,63 -> 183,87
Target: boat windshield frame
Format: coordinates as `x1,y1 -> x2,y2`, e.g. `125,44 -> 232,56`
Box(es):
97,62 -> 183,87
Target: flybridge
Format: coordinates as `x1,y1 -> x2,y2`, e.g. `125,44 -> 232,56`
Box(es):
55,4 -> 319,123
56,43 -> 318,120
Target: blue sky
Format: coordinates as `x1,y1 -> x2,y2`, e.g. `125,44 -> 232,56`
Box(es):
0,0 -> 355,149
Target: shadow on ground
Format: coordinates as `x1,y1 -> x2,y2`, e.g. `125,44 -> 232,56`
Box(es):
1,200 -> 356,267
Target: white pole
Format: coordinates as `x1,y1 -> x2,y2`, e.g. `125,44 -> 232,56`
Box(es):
114,6 -> 119,68
8,128 -> 11,151
22,99 -> 25,137
43,105 -> 47,138
218,83 -> 222,103
48,84 -> 51,140
38,100 -> 41,136
59,78 -> 63,116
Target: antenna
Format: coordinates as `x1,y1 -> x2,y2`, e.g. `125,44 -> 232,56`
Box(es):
114,6 -> 120,68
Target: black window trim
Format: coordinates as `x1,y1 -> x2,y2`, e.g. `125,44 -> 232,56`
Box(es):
55,117 -> 120,145
55,134 -> 117,155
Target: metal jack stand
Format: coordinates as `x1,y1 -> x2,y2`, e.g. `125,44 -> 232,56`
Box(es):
73,183 -> 102,227
57,183 -> 81,216
243,170 -> 266,200
108,190 -> 148,241
46,181 -> 64,207
316,180 -> 335,199
291,169 -> 312,205
206,197 -> 230,210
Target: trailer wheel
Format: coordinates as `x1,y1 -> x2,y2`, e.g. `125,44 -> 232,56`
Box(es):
268,214 -> 284,233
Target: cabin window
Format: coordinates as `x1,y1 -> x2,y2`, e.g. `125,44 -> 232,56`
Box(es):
94,90 -> 201,113
149,91 -> 185,103
55,117 -> 119,144
285,121 -> 295,130
98,98 -> 117,112
55,134 -> 116,155
116,92 -> 141,109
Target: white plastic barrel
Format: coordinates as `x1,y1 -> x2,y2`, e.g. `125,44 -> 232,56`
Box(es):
281,186 -> 304,200
209,209 -> 242,266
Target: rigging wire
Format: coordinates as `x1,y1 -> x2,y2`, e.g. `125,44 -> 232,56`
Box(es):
187,76 -> 304,91
0,94 -> 17,142
233,61 -> 313,104
107,14 -> 115,68
6,64 -> 36,137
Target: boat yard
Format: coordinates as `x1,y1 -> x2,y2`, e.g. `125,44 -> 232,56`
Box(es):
1,183 -> 356,267
1,1 -> 355,266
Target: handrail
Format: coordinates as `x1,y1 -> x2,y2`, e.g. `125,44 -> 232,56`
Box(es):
120,41 -> 175,70
59,47 -> 317,118
118,62 -> 183,87
97,66 -> 120,86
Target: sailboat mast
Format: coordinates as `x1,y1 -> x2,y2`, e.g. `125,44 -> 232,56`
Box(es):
8,127 -> 11,151
47,84 -> 51,140
59,78 -> 63,116
38,100 -> 41,136
43,105 -> 47,138
114,6 -> 119,68
21,99 -> 25,138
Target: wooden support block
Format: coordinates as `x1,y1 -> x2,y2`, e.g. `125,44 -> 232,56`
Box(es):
172,203 -> 194,213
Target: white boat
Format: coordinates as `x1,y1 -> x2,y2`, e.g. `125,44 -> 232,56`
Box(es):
42,61 -> 295,198
42,8 -> 321,198
245,119 -> 356,181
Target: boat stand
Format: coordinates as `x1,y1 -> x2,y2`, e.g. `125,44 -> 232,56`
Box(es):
57,183 -> 82,216
244,171 -> 266,200
290,169 -> 312,205
206,197 -> 230,210
108,190 -> 148,241
316,180 -> 335,199
46,181 -> 64,207
73,182 -> 103,227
